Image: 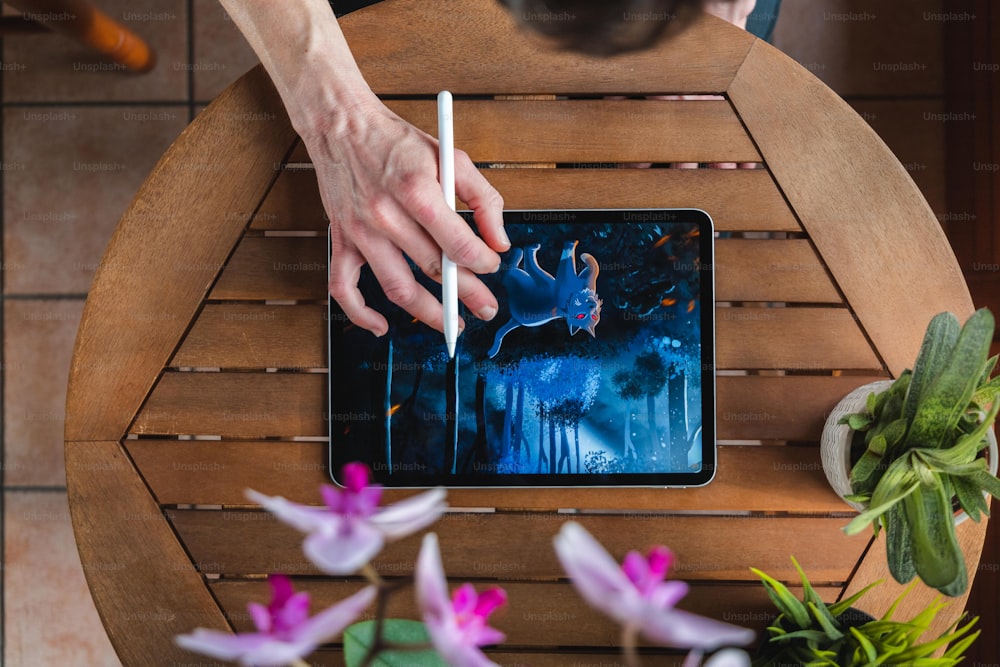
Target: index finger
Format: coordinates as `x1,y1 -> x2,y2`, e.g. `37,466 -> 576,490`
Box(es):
453,149 -> 509,253
398,169 -> 502,275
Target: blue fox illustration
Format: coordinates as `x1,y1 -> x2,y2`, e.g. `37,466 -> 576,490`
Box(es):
487,241 -> 602,358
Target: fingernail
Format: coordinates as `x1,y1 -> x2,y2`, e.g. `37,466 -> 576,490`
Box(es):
498,226 -> 511,249
478,305 -> 498,321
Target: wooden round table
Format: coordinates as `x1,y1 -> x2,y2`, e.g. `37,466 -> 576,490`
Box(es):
65,1 -> 987,664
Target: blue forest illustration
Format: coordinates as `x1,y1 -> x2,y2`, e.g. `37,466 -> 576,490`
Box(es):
331,218 -> 708,481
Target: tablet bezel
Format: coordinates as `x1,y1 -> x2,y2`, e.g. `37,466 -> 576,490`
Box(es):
328,208 -> 716,488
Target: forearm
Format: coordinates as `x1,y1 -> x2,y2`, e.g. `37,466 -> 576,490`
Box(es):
218,0 -> 377,140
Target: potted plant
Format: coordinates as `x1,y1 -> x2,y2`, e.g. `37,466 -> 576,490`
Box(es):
820,308 -> 1000,596
751,557 -> 979,667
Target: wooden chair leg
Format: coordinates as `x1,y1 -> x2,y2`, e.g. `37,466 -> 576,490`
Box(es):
5,0 -> 156,72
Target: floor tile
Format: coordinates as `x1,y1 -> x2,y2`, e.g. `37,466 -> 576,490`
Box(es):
192,0 -> 261,103
2,0 -> 188,103
3,105 -> 189,294
772,0 -> 945,97
3,300 -> 84,487
4,491 -> 122,666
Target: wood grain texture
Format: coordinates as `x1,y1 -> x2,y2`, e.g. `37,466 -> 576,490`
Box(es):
171,510 -> 867,582
64,66 -> 297,441
130,441 -> 856,512
252,167 -> 801,233
380,99 -> 761,163
342,2 -> 756,95
728,39 -> 976,377
170,304 -> 327,370
65,441 -> 231,666
210,237 -> 835,303
213,579 -> 839,648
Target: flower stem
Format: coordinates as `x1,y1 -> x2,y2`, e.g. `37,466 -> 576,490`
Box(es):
361,562 -> 384,586
621,622 -> 642,667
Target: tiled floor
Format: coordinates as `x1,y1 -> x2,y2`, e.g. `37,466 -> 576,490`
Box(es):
2,1 -> 257,663
0,0 -> 994,665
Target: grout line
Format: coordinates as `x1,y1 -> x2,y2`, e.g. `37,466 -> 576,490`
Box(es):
3,293 -> 87,301
187,0 -> 196,123
3,486 -> 68,494
5,100 -> 190,109
1,26 -> 7,667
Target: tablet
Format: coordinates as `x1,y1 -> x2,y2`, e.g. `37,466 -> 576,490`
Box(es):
329,209 -> 715,487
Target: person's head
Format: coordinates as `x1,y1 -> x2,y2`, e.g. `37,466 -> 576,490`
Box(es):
499,0 -> 722,55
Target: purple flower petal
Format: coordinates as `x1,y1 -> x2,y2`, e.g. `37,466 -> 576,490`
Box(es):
370,487 -> 447,539
640,608 -> 755,650
704,648 -> 752,667
293,585 -> 377,647
175,629 -> 271,662
416,533 -> 505,667
248,602 -> 272,634
342,462 -> 370,492
554,523 -> 754,652
302,519 -> 385,575
244,489 -> 330,533
474,588 -> 507,618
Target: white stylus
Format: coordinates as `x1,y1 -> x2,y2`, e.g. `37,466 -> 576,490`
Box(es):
438,91 -> 459,358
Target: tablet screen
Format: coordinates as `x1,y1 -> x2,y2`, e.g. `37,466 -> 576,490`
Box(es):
329,209 -> 715,487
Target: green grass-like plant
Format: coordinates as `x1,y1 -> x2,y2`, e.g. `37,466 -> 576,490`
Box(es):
751,557 -> 979,667
839,308 -> 1000,596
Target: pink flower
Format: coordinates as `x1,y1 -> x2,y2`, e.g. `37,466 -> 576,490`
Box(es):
246,463 -> 446,574
416,533 -> 507,667
176,574 -> 374,666
554,522 -> 754,650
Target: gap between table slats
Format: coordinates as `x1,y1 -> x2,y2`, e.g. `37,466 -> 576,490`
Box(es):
252,168 -> 800,234
129,441 -> 861,512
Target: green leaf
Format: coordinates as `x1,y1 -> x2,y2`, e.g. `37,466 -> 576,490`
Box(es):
343,619 -> 446,667
906,309 -> 995,451
751,567 -> 810,629
843,477 -> 919,536
951,474 -> 989,521
969,468 -> 1000,501
885,504 -> 917,584
902,484 -> 967,595
903,313 -> 961,423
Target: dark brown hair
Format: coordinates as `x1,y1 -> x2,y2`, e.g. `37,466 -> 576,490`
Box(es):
499,0 -> 714,55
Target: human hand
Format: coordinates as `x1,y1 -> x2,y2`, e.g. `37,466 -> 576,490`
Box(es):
305,99 -> 509,337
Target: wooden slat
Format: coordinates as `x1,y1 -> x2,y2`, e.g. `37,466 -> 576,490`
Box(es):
66,441 -> 231,666
171,304 -> 326,369
170,510 -> 866,581
64,66 -> 298,441
715,240 -> 840,303
252,168 -> 801,233
210,236 -> 326,301
130,440 -> 858,512
131,372 -> 327,438
343,3 -> 756,95
716,308 -> 882,371
309,650 -> 701,667
213,579 -> 840,648
379,99 -> 760,164
728,39 -> 975,377
210,238 -> 837,303
131,371 -> 883,441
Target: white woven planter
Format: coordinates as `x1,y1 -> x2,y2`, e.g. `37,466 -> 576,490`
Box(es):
820,380 -> 998,522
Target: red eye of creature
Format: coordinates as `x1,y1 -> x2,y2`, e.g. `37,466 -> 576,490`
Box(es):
591,314 -> 598,320
576,313 -> 586,319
